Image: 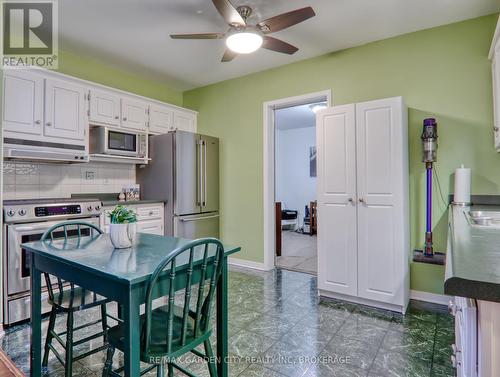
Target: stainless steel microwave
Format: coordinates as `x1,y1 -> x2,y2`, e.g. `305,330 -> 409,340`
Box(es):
90,127 -> 147,158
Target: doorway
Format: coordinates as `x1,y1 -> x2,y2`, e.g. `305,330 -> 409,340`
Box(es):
262,90 -> 331,273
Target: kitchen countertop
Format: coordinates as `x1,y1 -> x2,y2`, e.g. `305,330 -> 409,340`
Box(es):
71,193 -> 166,207
444,204 -> 500,302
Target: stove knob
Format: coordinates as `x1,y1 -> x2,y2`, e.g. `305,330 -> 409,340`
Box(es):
87,206 -> 93,211
7,210 -> 15,217
95,205 -> 101,211
18,209 -> 27,216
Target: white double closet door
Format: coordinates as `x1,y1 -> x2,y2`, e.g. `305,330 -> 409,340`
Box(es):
316,97 -> 409,311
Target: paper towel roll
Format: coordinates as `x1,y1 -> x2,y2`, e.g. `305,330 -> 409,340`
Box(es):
454,164 -> 471,204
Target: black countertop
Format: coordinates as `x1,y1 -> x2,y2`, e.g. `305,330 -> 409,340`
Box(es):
444,204 -> 500,302
71,193 -> 166,207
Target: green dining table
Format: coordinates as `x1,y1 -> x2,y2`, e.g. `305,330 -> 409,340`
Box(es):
22,232 -> 241,377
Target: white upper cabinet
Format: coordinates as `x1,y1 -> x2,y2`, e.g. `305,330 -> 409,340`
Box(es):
149,104 -> 173,134
490,16 -> 500,150
2,70 -> 43,136
121,97 -> 148,132
89,89 -> 121,126
173,110 -> 197,133
44,78 -> 87,143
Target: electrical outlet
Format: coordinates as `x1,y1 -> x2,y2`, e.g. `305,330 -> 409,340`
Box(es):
85,170 -> 95,180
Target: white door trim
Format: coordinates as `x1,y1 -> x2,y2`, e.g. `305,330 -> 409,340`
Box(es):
262,90 -> 332,271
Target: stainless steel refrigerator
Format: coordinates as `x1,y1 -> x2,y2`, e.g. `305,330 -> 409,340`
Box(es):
137,131 -> 219,239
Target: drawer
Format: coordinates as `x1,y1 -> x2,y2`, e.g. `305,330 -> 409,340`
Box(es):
136,204 -> 163,221
137,219 -> 164,235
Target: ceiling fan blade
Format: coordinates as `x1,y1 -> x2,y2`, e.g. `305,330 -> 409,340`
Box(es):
257,7 -> 315,33
212,0 -> 246,26
222,49 -> 238,62
262,36 -> 298,55
170,33 -> 225,39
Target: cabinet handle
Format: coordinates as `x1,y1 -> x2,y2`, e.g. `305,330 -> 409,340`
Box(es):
448,301 -> 456,316
149,211 -> 154,216
46,122 -> 52,127
359,198 -> 365,203
123,117 -> 127,121
348,198 -> 354,203
115,115 -> 119,119
35,120 -> 41,125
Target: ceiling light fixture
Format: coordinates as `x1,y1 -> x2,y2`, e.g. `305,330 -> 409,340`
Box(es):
310,103 -> 327,113
226,30 -> 263,54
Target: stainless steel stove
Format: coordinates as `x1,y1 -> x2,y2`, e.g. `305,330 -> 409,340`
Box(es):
3,198 -> 103,325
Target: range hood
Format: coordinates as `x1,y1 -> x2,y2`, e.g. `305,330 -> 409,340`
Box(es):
3,138 -> 89,163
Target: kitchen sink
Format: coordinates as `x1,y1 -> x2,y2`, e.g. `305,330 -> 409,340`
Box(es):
467,210 -> 500,228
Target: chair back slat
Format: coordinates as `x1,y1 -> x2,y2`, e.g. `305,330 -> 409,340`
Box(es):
180,247 -> 195,345
143,238 -> 224,357
194,243 -> 209,336
40,221 -> 103,302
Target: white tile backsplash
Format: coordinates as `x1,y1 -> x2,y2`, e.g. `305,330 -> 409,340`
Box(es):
2,161 -> 136,200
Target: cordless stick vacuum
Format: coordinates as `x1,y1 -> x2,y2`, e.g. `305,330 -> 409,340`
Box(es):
413,118 -> 445,265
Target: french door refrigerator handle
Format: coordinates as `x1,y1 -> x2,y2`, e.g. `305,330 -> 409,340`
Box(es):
180,214 -> 220,222
197,140 -> 204,207
203,139 -> 207,207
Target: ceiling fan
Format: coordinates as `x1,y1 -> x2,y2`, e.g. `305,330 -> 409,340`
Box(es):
170,0 -> 315,62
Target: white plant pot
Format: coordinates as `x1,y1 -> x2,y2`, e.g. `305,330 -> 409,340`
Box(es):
109,223 -> 137,249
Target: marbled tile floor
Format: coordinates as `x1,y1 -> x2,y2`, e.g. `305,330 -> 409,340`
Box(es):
1,267 -> 455,377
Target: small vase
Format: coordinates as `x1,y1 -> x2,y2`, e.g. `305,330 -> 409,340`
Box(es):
109,223 -> 137,249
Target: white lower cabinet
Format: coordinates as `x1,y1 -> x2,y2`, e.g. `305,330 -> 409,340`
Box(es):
450,297 -> 477,377
136,219 -> 164,236
102,202 -> 164,235
316,97 -> 409,313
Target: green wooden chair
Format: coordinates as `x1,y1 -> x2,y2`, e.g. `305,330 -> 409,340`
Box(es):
102,237 -> 225,377
41,221 -> 114,377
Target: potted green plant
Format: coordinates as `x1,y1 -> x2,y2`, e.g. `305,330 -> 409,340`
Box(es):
108,205 -> 137,249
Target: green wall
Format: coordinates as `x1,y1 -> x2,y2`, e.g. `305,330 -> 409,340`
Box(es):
184,14 -> 499,294
57,50 -> 183,106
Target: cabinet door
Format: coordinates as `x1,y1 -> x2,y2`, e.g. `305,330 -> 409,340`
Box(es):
316,105 -> 358,296
137,219 -> 164,235
173,111 -> 196,133
356,97 -> 406,305
2,70 -> 43,136
44,78 -> 86,141
149,104 -> 173,134
89,89 -> 120,126
121,98 -> 148,131
492,57 -> 500,150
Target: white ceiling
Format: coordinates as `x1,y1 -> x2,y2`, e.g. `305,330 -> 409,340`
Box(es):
59,0 -> 500,91
275,103 -> 323,130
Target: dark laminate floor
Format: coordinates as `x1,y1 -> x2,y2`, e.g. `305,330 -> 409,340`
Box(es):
0,267 -> 455,376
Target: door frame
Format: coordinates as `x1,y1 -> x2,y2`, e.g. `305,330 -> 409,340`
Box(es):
262,90 -> 332,271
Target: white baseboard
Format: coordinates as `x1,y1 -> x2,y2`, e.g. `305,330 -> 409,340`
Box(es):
410,290 -> 453,306
228,257 -> 270,271
320,290 -> 407,314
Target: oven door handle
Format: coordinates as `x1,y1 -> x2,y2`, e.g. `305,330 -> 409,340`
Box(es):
13,225 -> 52,232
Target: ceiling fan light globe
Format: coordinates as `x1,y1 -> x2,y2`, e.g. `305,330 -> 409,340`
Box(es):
226,31 -> 263,54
